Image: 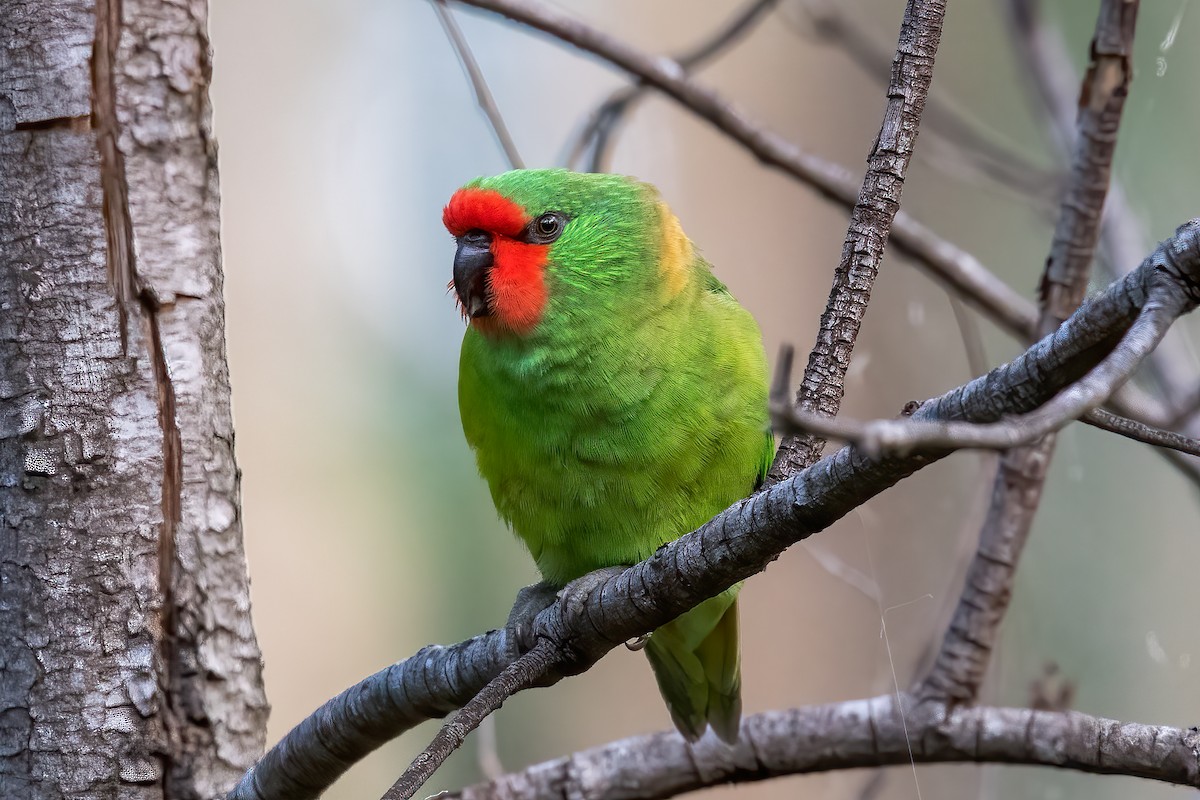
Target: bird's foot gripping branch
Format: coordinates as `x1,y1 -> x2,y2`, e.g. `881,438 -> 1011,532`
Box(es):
230,219 -> 1200,800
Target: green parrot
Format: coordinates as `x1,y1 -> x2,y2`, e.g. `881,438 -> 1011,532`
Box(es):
445,169 -> 771,742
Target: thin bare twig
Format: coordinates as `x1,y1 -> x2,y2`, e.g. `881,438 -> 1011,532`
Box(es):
433,0 -> 526,169
1082,407 -> 1200,457
772,391 -> 1200,461
564,0 -> 780,172
767,0 -> 949,481
382,640 -> 557,800
774,295 -> 1179,456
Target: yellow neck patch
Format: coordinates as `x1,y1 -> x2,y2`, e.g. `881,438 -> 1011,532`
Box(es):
657,201 -> 694,300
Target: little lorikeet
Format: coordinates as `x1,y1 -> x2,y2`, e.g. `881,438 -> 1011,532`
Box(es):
445,169 -> 772,742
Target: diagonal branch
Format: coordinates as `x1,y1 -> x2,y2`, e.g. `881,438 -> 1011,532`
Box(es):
767,0 -> 948,481
1082,407 -> 1200,458
773,400 -> 1200,460
445,696 -> 1200,800
227,220 -> 1200,800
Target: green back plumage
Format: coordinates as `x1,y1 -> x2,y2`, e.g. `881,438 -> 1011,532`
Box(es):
456,169 -> 771,741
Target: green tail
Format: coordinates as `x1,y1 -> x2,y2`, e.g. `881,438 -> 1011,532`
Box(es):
644,588 -> 741,743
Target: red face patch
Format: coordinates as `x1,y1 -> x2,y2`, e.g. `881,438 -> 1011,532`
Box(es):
443,187 -> 549,337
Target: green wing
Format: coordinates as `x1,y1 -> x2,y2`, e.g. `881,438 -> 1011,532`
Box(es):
643,280 -> 773,742
645,587 -> 742,743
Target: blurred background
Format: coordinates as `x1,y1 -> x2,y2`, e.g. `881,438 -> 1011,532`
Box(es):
209,1 -> 1200,798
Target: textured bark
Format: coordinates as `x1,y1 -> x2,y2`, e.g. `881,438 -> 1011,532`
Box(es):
0,1 -> 267,798
768,0 -> 946,481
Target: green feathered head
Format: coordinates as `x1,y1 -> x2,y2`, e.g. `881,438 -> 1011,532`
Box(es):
443,169 -> 696,338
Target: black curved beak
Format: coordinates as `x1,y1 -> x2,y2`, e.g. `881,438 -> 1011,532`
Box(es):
453,230 -> 493,318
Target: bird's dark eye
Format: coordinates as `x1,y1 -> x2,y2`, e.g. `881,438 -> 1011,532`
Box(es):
527,212 -> 566,243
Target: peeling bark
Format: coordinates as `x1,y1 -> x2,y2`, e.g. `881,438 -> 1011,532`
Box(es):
0,1 -> 267,798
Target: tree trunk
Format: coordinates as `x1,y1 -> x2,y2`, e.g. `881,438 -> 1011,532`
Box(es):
0,1 -> 267,798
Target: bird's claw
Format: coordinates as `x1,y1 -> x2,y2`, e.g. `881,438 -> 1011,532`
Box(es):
624,633 -> 651,651
504,581 -> 558,655
555,566 -> 628,625
503,567 -> 630,669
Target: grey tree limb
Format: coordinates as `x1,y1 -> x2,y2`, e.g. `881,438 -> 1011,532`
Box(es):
773,263 -> 1182,455
445,695 -> 1200,800
0,0 -> 267,797
227,219 -> 1200,800
771,293 -> 1175,454
772,399 -> 1200,460
915,0 -> 1137,710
